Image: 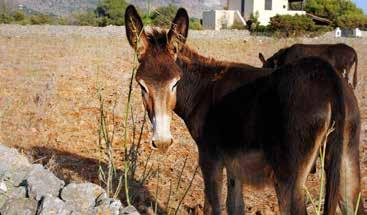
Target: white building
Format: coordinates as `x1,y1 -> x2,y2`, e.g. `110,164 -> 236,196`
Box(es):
202,10 -> 246,30
228,0 -> 306,25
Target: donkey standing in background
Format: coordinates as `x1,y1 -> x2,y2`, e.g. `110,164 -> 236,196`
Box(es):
125,5 -> 364,215
258,43 -> 359,88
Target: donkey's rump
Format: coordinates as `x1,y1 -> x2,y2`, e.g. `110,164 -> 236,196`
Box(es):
260,43 -> 358,88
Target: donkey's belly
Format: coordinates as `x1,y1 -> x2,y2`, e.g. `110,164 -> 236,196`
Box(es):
224,151 -> 274,189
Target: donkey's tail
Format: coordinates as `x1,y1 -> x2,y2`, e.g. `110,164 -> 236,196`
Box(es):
324,72 -> 346,214
353,52 -> 358,89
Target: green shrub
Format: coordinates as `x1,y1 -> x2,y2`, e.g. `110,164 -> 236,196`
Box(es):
270,14 -> 315,37
189,18 -> 202,30
95,0 -> 128,26
147,4 -> 178,28
254,25 -> 273,33
336,13 -> 367,29
30,14 -> 54,25
73,12 -> 99,26
250,24 -> 275,36
142,7 -> 202,30
55,17 -> 69,25
231,21 -> 246,30
12,10 -> 25,22
0,14 -> 13,23
305,0 -> 367,28
142,13 -> 153,26
248,12 -> 260,30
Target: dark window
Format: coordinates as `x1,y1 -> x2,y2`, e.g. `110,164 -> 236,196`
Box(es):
265,0 -> 272,10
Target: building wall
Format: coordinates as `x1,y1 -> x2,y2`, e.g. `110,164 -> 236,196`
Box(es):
257,10 -> 305,25
202,10 -> 235,30
202,10 -> 246,30
253,0 -> 305,25
202,11 -> 217,29
244,0 -> 254,19
210,0 -> 305,28
228,0 -> 242,11
228,0 -> 254,19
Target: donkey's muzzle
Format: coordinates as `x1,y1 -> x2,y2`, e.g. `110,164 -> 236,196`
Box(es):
151,138 -> 173,153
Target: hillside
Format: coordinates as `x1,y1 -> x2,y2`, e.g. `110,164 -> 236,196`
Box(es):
0,0 -> 227,18
0,0 -> 98,16
130,0 -> 227,17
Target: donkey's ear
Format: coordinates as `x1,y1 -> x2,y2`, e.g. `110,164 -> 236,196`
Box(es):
258,53 -> 266,65
125,5 -> 148,57
167,8 -> 189,57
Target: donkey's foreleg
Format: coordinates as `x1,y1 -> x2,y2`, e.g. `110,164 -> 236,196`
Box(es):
226,170 -> 244,215
199,153 -> 224,215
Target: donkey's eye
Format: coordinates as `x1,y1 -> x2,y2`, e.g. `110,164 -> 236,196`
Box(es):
139,83 -> 148,94
172,81 -> 179,91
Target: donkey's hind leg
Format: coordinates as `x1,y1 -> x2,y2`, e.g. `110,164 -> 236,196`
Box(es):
274,114 -> 331,215
226,169 -> 244,215
273,145 -> 321,215
324,124 -> 365,215
338,150 -> 365,215
274,150 -> 320,215
199,151 -> 224,215
339,124 -> 365,215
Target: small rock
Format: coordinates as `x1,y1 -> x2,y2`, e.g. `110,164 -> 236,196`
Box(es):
92,205 -> 112,215
0,183 -> 27,208
120,205 -> 140,215
61,183 -> 106,213
0,181 -> 7,193
0,145 -> 31,171
0,197 -> 37,215
9,186 -> 27,199
9,166 -> 32,186
26,164 -> 65,201
0,145 -> 31,185
94,196 -> 123,215
38,196 -> 71,215
0,165 -> 33,186
109,200 -> 122,213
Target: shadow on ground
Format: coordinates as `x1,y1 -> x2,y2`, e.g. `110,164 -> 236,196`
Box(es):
23,146 -> 168,214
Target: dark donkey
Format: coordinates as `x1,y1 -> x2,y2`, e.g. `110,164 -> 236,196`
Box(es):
259,43 -> 359,88
125,5 -> 364,215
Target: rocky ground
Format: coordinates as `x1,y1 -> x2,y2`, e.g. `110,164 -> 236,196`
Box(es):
0,25 -> 366,214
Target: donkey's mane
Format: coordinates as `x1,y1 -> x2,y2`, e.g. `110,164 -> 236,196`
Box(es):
145,28 -> 224,64
145,27 -> 265,80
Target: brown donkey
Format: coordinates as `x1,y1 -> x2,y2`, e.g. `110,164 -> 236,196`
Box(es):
125,5 -> 364,215
258,43 -> 359,88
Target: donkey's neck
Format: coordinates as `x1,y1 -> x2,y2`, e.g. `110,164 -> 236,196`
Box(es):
174,46 -> 223,119
173,45 -> 273,141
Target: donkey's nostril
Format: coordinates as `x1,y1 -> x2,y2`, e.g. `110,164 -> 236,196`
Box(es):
152,141 -> 158,149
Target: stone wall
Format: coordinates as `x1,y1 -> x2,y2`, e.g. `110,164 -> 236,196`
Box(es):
0,144 -> 139,215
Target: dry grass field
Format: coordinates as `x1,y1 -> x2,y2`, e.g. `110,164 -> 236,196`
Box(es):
0,25 -> 366,214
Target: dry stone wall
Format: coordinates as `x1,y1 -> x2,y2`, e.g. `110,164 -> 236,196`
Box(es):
0,144 -> 139,215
